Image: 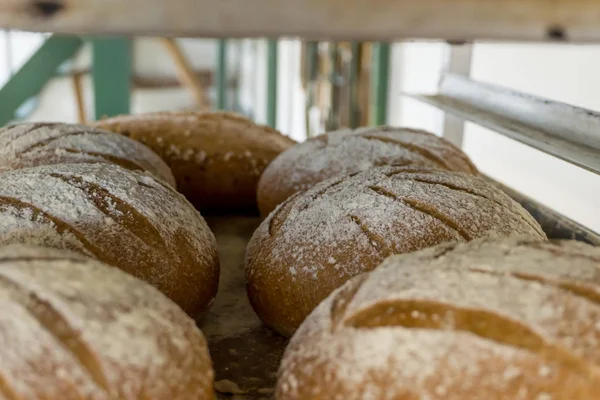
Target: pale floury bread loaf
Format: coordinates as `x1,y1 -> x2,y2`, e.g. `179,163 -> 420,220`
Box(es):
0,122 -> 176,187
277,236 -> 600,400
0,245 -> 214,399
94,111 -> 296,214
246,166 -> 546,337
0,163 -> 219,318
257,126 -> 478,216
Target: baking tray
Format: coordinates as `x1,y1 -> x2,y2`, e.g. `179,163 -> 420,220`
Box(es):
487,177 -> 600,245
200,188 -> 600,399
202,216 -> 287,400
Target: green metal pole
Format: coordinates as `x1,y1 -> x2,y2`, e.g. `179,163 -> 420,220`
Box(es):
266,39 -> 278,128
92,38 -> 132,119
371,42 -> 391,126
0,35 -> 83,126
349,42 -> 361,129
305,41 -> 319,137
326,43 -> 340,131
217,39 -> 227,110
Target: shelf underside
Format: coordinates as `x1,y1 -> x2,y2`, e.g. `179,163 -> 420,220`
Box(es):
406,73 -> 600,176
4,0 -> 600,40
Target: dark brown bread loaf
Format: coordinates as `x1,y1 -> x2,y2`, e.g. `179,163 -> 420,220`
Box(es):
277,236 -> 600,400
246,166 -> 546,337
0,245 -> 214,399
0,163 -> 219,318
257,126 -> 478,216
0,122 -> 176,187
94,111 -> 296,215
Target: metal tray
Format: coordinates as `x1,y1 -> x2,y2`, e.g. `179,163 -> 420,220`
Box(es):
200,190 -> 599,399
202,216 -> 286,400
488,177 -> 600,245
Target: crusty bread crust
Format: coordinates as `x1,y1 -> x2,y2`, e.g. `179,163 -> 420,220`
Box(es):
0,245 -> 214,399
0,122 -> 176,187
277,236 -> 600,400
0,163 -> 219,318
246,166 -> 546,337
257,126 -> 478,217
94,111 -> 296,214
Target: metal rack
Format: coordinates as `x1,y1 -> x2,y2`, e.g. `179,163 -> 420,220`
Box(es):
0,0 -> 598,241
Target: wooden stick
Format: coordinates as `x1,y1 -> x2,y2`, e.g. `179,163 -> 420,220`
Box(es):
72,71 -> 87,124
160,38 -> 210,109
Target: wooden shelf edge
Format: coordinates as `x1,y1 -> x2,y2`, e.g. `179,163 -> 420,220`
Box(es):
3,0 -> 600,41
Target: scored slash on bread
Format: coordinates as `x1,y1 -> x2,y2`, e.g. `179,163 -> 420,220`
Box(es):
277,236 -> 600,400
246,165 -> 546,338
257,126 -> 478,217
0,245 -> 214,399
0,163 -> 219,319
94,111 -> 296,215
0,122 -> 176,187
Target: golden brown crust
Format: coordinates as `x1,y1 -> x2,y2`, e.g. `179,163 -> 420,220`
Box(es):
0,163 -> 219,319
0,245 -> 214,400
277,237 -> 600,400
0,122 -> 176,187
93,111 -> 296,215
257,126 -> 478,217
246,166 -> 546,337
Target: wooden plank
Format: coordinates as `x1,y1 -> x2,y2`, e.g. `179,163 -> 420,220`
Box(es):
161,38 -> 210,109
3,0 -> 600,41
406,73 -> 600,175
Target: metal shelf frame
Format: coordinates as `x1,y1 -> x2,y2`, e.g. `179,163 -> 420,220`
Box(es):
0,1 -> 597,237
407,72 -> 600,176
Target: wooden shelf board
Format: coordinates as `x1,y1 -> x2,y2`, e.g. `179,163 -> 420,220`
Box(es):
3,0 -> 600,41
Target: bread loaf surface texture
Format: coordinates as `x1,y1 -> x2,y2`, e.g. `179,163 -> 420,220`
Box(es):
257,126 -> 478,216
0,245 -> 214,399
0,163 -> 219,318
94,111 -> 296,214
277,236 -> 600,400
246,166 -> 546,337
0,122 -> 176,187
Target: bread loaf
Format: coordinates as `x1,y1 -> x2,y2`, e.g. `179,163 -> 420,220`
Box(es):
277,236 -> 600,400
257,126 -> 478,216
93,111 -> 296,214
246,166 -> 546,337
0,163 -> 219,318
0,245 -> 214,399
0,122 -> 176,187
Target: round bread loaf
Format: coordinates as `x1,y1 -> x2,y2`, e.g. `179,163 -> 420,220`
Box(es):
257,126 -> 478,216
0,122 -> 176,187
246,166 -> 546,337
0,245 -> 214,399
0,163 -> 219,318
277,236 -> 600,400
93,111 -> 296,214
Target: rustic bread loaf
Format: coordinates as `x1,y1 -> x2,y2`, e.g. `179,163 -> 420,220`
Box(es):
257,126 -> 478,216
277,236 -> 600,400
246,166 -> 546,337
0,163 -> 219,318
93,111 -> 296,214
0,245 -> 214,399
0,122 -> 176,187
